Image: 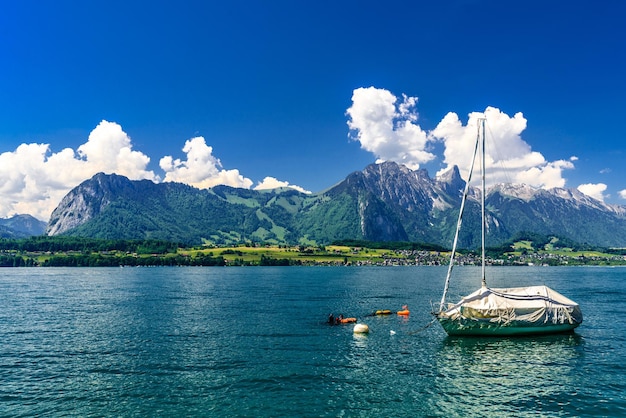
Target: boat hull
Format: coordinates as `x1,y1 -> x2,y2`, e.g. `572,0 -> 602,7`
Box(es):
437,316 -> 580,336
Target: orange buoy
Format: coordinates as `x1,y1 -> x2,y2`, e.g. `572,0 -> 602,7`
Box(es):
375,309 -> 392,315
397,305 -> 410,316
339,317 -> 357,323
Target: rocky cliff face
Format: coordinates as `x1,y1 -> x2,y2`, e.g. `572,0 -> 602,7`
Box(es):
46,173 -> 134,235
321,161 -> 466,243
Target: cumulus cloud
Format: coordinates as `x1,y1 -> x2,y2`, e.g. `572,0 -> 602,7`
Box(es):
346,87 -> 434,169
77,121 -> 156,176
619,189 -> 626,200
0,120 -> 157,221
347,87 -> 576,190
159,138 -> 312,193
578,183 -> 608,202
160,137 -> 253,189
431,107 -> 575,189
254,177 -> 311,194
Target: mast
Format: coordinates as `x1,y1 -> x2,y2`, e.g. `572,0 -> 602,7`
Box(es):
438,120 -> 481,311
480,118 -> 487,287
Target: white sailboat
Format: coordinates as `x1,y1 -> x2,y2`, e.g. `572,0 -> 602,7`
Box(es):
435,118 -> 583,336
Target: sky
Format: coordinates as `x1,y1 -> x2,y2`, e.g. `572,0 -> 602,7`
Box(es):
1,0 -> 626,221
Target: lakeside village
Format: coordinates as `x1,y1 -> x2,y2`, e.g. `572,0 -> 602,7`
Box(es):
361,248 -> 626,267
290,247 -> 626,267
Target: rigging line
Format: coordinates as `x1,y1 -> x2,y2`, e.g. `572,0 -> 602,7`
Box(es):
407,318 -> 437,335
485,118 -> 514,187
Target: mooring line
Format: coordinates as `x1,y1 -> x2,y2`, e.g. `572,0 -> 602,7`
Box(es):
407,318 -> 437,335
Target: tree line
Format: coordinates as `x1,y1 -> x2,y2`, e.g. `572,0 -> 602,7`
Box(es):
0,236 -> 225,267
0,236 -> 181,254
0,252 -> 226,268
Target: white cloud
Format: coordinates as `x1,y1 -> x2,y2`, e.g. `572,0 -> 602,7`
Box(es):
619,189 -> 626,200
578,183 -> 608,202
347,87 -> 575,190
346,87 -> 434,169
431,107 -> 575,189
77,121 -> 155,177
160,137 -> 311,193
254,177 -> 311,194
159,137 -> 253,189
0,120 -> 157,221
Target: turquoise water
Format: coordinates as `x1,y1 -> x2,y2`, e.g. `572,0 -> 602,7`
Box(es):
0,266 -> 624,417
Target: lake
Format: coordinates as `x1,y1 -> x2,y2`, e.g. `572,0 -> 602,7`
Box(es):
0,266 -> 624,417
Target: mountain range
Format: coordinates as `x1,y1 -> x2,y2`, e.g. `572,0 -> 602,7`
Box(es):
39,161 -> 626,248
0,214 -> 47,238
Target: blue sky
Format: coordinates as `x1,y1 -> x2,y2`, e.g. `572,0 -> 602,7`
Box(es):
1,0 -> 625,220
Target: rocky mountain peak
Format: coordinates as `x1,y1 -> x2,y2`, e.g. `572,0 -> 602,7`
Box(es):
45,172 -> 134,236
435,165 -> 465,197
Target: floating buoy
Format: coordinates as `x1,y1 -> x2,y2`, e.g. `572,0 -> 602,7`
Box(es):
397,305 -> 410,316
375,309 -> 392,315
339,317 -> 357,324
353,323 -> 370,334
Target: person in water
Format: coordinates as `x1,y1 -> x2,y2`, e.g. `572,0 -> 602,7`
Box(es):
328,314 -> 335,325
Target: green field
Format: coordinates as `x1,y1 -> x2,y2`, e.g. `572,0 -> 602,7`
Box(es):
180,245 -> 396,265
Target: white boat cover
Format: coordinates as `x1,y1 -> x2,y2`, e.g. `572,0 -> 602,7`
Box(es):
439,285 -> 583,335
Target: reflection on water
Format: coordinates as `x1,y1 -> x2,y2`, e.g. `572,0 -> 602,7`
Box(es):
431,333 -> 584,417
352,332 -> 369,345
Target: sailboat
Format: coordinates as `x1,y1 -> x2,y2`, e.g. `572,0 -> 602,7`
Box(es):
435,118 -> 583,336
